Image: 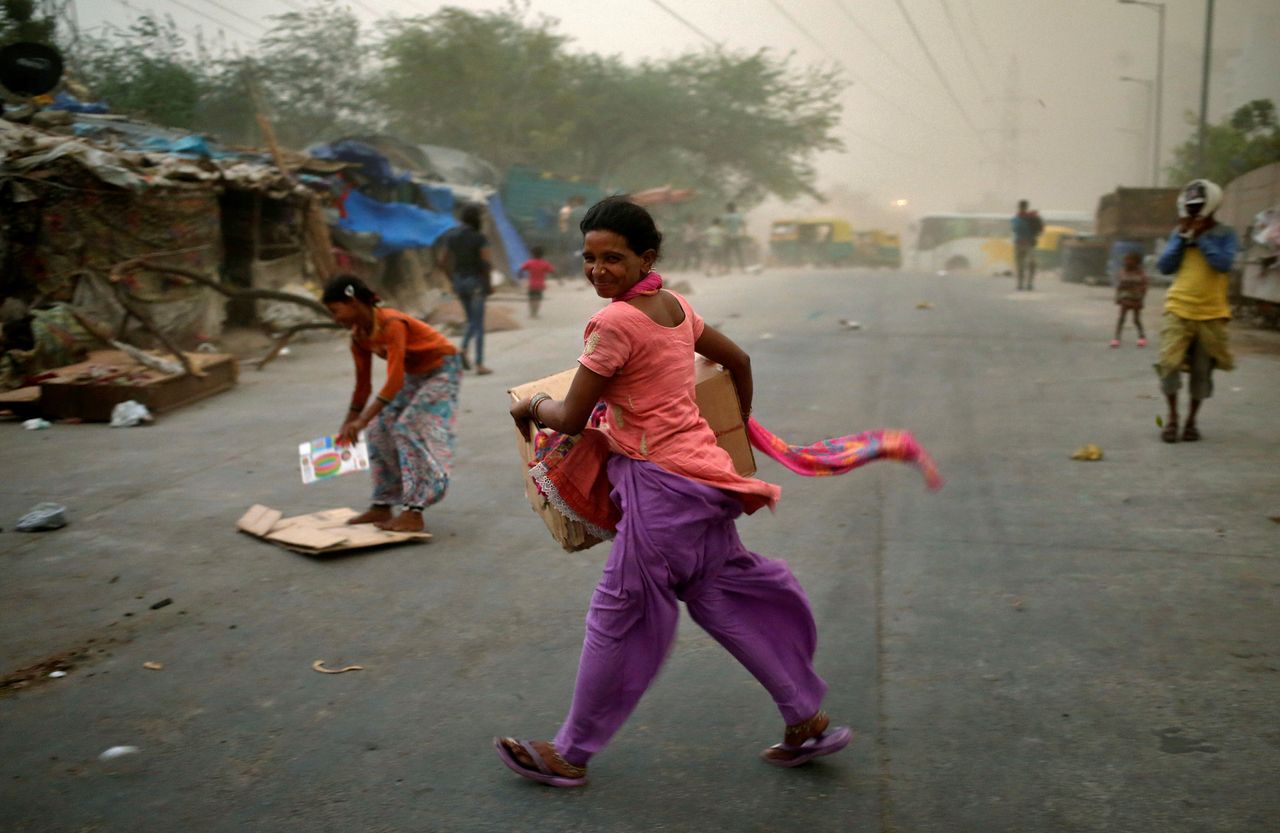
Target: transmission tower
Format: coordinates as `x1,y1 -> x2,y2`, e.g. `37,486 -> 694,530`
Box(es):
984,55 -> 1036,205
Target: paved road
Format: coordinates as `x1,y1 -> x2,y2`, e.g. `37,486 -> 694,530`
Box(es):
3,268 -> 1278,833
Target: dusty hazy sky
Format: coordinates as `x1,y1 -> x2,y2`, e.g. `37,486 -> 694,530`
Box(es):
79,0 -> 1280,219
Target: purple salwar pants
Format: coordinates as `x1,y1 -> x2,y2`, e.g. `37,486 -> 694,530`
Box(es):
553,456 -> 828,766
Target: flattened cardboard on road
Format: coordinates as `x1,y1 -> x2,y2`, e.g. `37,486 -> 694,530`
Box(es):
236,505 -> 430,555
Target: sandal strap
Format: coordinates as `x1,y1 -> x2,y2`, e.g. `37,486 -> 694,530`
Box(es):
520,741 -> 552,776
517,739 -> 587,778
786,710 -> 828,739
547,743 -> 587,777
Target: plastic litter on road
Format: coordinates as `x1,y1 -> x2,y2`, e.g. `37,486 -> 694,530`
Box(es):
15,502 -> 67,532
22,418 -> 51,430
109,400 -> 153,428
1071,444 -> 1104,461
98,746 -> 140,761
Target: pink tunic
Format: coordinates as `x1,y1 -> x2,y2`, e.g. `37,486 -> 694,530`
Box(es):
577,292 -> 780,513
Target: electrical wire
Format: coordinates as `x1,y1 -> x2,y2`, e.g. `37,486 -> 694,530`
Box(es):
202,0 -> 268,32
938,0 -> 989,96
153,0 -> 258,40
958,0 -> 996,67
646,0 -> 721,47
764,0 -> 943,126
888,0 -> 987,145
829,0 -> 929,88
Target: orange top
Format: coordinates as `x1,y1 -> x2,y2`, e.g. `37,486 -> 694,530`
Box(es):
351,307 -> 458,406
577,292 -> 780,513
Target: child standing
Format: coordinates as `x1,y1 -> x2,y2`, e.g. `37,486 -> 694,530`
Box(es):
520,246 -> 558,319
1112,251 -> 1148,348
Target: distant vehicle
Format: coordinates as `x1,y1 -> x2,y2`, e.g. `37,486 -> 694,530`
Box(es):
851,229 -> 903,268
912,211 -> 1094,272
768,218 -> 900,268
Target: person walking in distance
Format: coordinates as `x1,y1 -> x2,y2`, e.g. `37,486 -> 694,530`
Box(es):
1011,200 -> 1044,290
722,202 -> 746,272
519,245 -> 559,319
1154,179 -> 1239,443
441,204 -> 494,375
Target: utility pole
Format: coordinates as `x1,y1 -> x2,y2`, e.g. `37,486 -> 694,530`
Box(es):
1117,1 -> 1166,185
983,54 -> 1026,206
1197,0 -> 1216,171
1119,76 -> 1155,185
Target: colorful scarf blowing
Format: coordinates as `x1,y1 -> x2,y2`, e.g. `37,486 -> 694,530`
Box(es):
527,410 -> 943,545
746,419 -> 943,491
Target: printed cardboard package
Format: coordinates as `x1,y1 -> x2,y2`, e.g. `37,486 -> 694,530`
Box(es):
299,434 -> 369,484
509,357 -> 755,551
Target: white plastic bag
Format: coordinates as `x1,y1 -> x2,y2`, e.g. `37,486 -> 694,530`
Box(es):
110,400 -> 153,428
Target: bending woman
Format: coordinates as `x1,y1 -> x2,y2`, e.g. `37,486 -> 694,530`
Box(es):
498,198 -> 851,787
322,275 -> 461,533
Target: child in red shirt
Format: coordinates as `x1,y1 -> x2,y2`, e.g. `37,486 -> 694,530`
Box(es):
519,246 -> 558,318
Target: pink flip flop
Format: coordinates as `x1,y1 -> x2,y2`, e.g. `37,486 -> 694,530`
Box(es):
761,725 -> 854,768
494,737 -> 588,787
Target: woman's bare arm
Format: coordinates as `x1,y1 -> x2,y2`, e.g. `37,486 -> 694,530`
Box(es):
695,324 -> 753,418
510,364 -> 611,440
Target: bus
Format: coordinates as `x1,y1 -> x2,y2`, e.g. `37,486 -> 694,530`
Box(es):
911,211 -> 1094,273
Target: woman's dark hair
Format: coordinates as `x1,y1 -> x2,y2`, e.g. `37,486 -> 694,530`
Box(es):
580,196 -> 663,258
460,204 -> 483,229
322,274 -> 379,305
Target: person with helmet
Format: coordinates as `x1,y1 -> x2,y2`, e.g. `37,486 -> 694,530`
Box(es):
1154,179 -> 1239,443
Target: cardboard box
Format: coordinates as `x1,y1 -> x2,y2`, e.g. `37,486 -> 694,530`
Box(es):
509,357 -> 755,551
236,505 -> 431,555
36,349 -> 238,422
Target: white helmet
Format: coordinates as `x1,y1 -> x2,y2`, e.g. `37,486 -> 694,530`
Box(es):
1177,179 -> 1223,218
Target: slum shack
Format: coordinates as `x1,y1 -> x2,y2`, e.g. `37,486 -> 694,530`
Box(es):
0,116 -> 332,418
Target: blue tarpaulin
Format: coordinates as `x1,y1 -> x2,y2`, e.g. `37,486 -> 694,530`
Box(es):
339,189 -> 458,256
139,134 -> 214,157
50,91 -> 109,114
486,193 -> 531,278
420,183 -> 455,214
308,140 -> 397,186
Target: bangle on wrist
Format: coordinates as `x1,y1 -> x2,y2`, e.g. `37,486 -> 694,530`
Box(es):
529,393 -> 551,430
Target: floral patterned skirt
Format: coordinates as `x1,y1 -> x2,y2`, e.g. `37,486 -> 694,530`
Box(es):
368,356 -> 461,509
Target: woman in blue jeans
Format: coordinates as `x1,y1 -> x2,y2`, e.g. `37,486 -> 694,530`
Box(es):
443,204 -> 494,375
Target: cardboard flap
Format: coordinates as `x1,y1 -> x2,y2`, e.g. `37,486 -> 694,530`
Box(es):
237,504 -> 283,537
268,525 -> 348,550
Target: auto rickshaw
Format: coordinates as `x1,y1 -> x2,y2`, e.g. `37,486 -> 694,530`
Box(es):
768,218 -> 856,266
851,229 -> 902,268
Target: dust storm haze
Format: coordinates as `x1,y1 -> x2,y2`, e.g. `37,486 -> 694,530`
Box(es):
78,0 -> 1280,231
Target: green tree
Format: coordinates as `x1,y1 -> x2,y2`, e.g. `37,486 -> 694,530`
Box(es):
1166,99 -> 1280,186
1,0 -> 55,47
376,5 -> 844,206
77,16 -> 203,128
378,3 -> 574,166
249,1 -> 378,148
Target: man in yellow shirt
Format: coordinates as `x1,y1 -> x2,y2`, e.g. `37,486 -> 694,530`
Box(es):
1154,179 -> 1239,442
